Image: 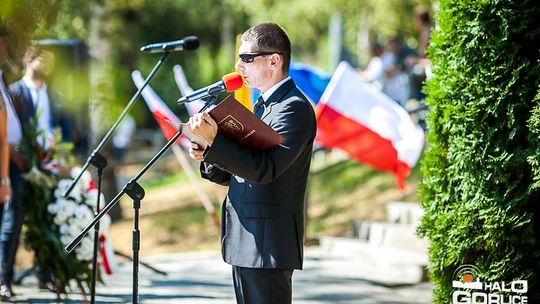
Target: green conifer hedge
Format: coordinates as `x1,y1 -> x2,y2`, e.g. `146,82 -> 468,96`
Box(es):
418,0 -> 540,302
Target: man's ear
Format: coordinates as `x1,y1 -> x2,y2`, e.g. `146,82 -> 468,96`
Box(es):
269,53 -> 282,70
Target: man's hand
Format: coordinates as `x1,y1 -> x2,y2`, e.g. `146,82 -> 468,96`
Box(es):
0,184 -> 11,204
188,112 -> 218,146
189,142 -> 205,161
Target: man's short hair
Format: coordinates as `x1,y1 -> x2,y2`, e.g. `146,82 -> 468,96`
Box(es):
415,6 -> 431,25
241,23 -> 291,73
23,44 -> 50,64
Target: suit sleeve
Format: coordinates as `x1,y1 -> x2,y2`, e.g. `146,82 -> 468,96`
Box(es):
199,162 -> 231,186
203,98 -> 315,184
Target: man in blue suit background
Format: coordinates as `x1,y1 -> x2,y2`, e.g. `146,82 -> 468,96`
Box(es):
188,23 -> 316,303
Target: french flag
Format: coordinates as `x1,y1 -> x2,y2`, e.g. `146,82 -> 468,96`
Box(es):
131,70 -> 190,148
315,62 -> 425,189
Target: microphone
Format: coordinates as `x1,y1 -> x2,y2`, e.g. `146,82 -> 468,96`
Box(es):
177,72 -> 244,104
140,36 -> 199,53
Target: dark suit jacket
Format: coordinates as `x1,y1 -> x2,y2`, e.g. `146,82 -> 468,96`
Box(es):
9,79 -> 72,142
200,78 -> 316,270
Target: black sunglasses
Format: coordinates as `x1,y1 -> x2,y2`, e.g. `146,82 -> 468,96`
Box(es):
239,51 -> 283,63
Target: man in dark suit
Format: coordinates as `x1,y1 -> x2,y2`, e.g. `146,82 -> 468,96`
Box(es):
1,44 -> 71,297
9,44 -> 72,146
188,23 -> 316,303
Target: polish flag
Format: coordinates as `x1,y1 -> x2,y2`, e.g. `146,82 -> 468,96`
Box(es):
315,61 -> 425,189
173,65 -> 206,116
131,70 -> 190,148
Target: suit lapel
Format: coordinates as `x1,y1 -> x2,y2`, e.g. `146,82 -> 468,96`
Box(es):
47,87 -> 58,127
260,78 -> 296,120
21,82 -> 35,117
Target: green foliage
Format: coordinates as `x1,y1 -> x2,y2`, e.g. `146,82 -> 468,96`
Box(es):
141,171 -> 190,190
418,0 -> 540,302
528,88 -> 540,191
152,204 -> 210,232
19,116 -> 94,299
22,180 -> 93,298
0,0 -> 62,65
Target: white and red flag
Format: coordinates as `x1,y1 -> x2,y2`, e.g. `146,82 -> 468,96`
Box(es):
131,70 -> 190,148
173,65 -> 205,116
315,61 -> 425,189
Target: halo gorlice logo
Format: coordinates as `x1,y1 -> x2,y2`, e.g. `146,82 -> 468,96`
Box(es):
453,264 -> 483,290
452,264 -> 528,304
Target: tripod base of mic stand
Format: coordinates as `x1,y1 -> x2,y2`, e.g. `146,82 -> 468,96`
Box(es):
124,181 -> 145,304
89,152 -> 108,304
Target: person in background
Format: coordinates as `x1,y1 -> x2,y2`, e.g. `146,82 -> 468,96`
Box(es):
408,5 -> 434,128
112,113 -> 136,163
188,23 -> 316,304
0,28 -> 10,206
414,5 -> 434,60
410,5 -> 434,101
1,43 -> 69,296
0,73 -> 9,207
358,42 -> 385,90
382,36 -> 417,106
9,44 -> 72,148
0,24 -> 16,301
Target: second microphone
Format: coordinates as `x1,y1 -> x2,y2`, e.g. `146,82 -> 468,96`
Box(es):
177,72 -> 244,104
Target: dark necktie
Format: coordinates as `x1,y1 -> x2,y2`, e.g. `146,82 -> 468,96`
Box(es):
254,96 -> 265,118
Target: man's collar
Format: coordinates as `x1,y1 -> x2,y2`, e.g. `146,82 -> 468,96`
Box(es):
261,76 -> 291,102
23,75 -> 47,91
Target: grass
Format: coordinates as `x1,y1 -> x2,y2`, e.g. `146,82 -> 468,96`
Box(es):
111,201 -> 222,256
306,153 -> 421,236
140,171 -> 190,190
152,204 -> 213,232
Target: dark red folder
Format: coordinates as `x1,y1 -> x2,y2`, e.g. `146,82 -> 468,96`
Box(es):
208,95 -> 284,150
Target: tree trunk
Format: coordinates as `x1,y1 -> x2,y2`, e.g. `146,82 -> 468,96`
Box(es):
87,0 -> 122,220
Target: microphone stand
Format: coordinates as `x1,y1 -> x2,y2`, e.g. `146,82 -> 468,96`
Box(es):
64,51 -> 171,302
63,51 -> 172,198
65,93 -> 219,304
89,153 -> 106,304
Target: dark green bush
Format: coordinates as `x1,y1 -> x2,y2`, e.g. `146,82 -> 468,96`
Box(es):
418,0 -> 540,302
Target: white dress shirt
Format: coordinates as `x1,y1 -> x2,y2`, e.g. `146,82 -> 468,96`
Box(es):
0,76 -> 22,145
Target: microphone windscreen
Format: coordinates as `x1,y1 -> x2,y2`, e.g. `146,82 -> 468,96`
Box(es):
222,72 -> 244,92
183,36 -> 200,51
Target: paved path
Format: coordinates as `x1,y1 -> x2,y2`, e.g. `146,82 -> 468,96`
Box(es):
6,249 -> 432,303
